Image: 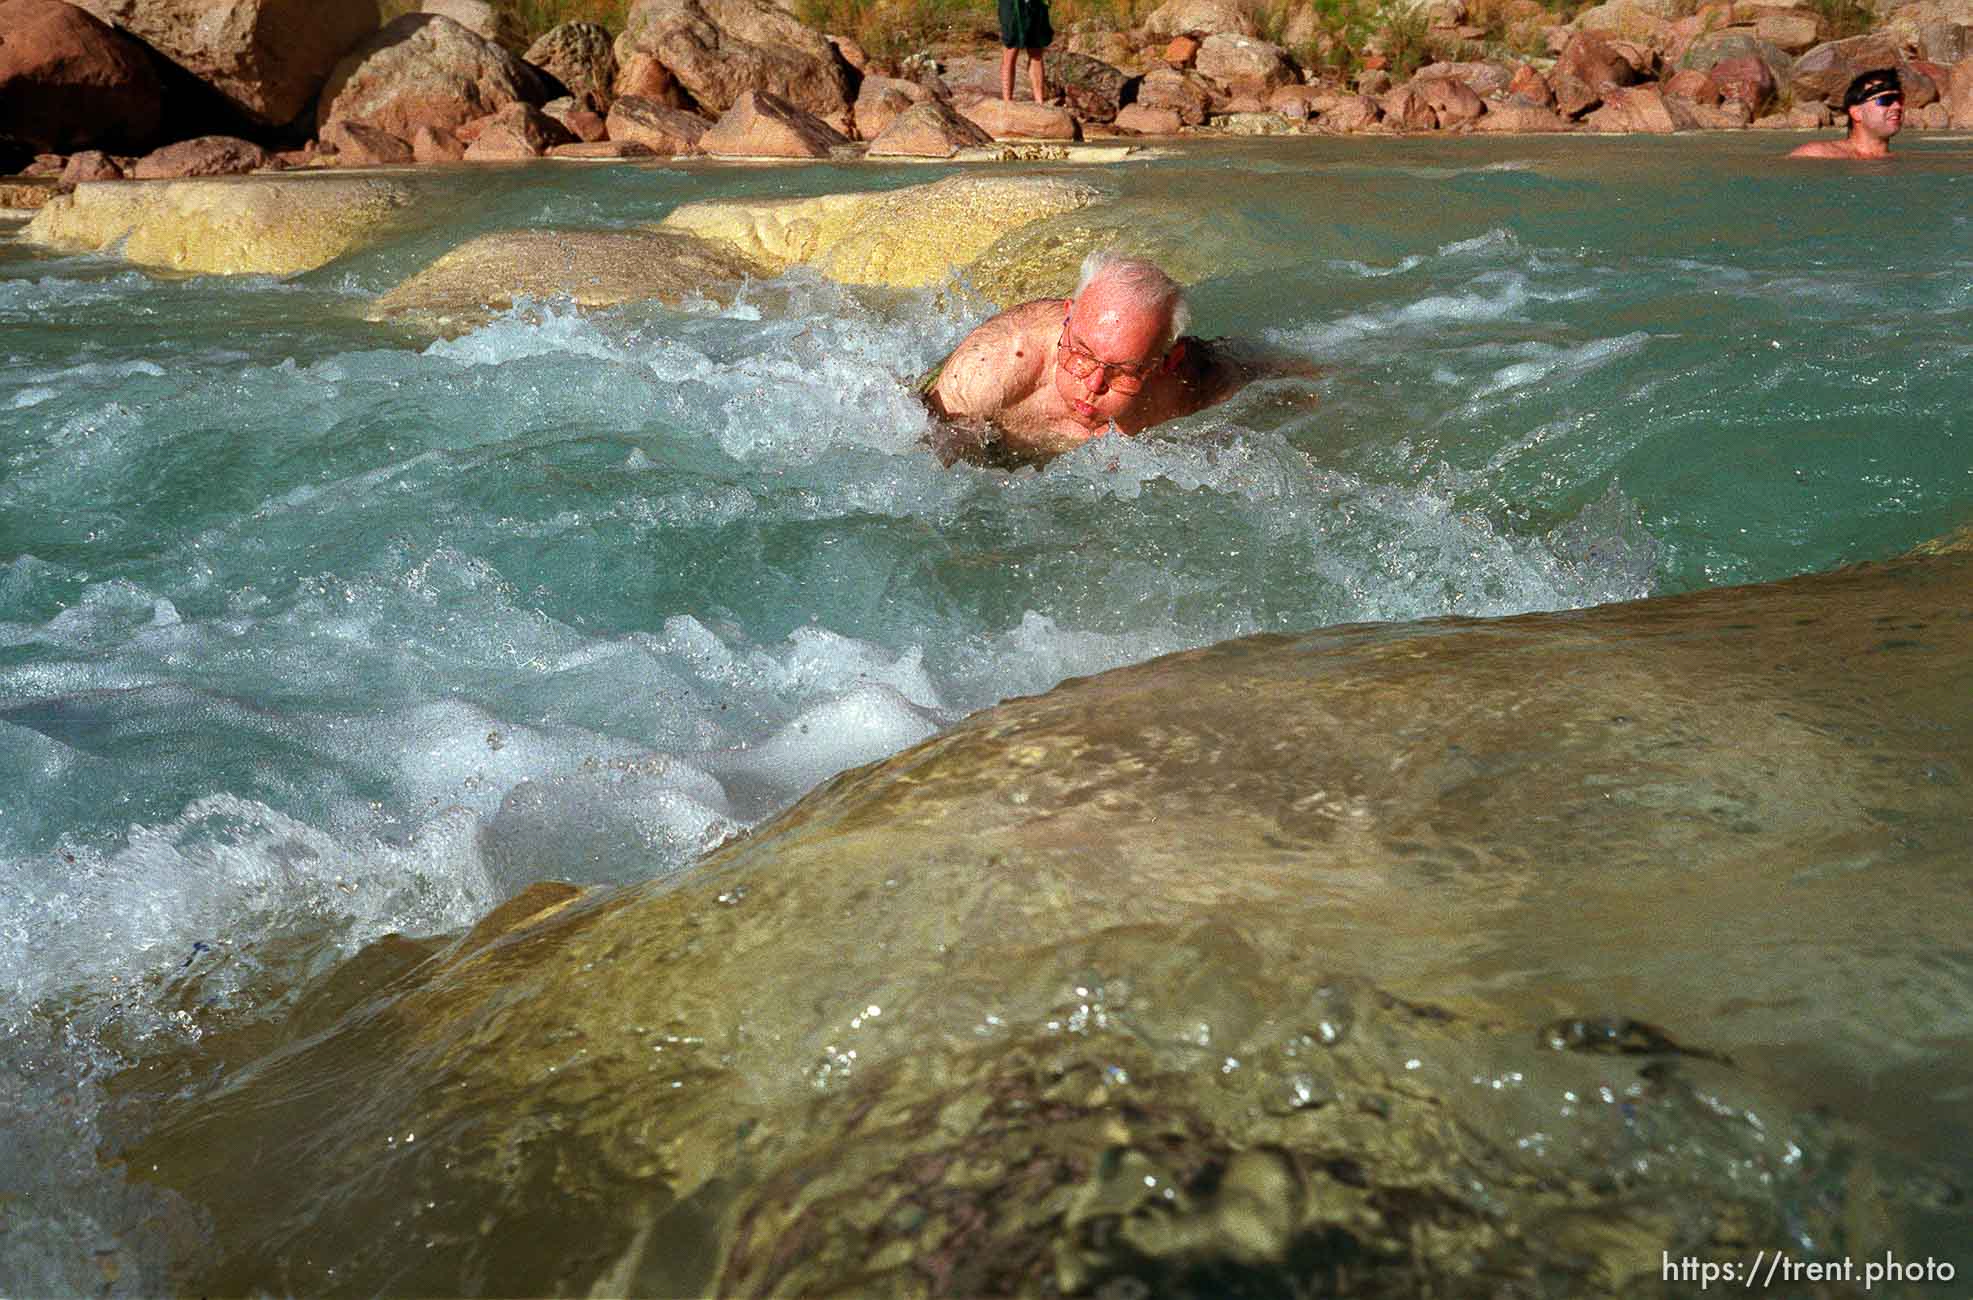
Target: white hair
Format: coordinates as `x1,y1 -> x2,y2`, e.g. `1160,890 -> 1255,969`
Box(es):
1073,249 -> 1191,350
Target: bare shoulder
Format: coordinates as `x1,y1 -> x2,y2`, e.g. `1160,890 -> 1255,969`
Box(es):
928,299 -> 1063,421
1789,140 -> 1852,158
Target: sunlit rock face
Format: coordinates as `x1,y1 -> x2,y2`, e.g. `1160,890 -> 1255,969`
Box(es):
21,175 -> 415,275
113,544 -> 1973,1295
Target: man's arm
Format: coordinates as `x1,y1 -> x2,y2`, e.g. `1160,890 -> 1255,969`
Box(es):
927,302 -> 1057,423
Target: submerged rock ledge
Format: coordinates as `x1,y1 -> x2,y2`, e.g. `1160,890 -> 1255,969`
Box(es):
116,540 -> 1973,1295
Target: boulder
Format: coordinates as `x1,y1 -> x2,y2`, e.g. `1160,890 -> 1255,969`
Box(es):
1315,93 -> 1383,130
1789,32 -> 1900,104
1551,29 -> 1645,113
109,543 -> 1973,1297
1678,27 -> 1794,93
699,88 -> 849,157
603,96 -> 713,154
614,0 -> 851,120
0,176 -> 60,208
1753,9 -> 1822,52
1379,82 -> 1441,129
1415,58 -> 1515,97
1583,82 -> 1693,128
1142,0 -> 1262,38
1472,99 -> 1572,129
1686,96 -> 1754,125
70,0 -> 377,129
1417,72 -> 1486,124
1705,52 -> 1777,110
659,173 -> 1101,292
1507,61 -> 1554,103
524,22 -> 619,107
0,0 -> 164,153
411,123 -> 465,161
546,139 -> 658,158
541,95 -> 609,142
1135,66 -> 1213,124
130,133 -> 270,178
369,227 -> 767,333
1663,66 -> 1720,101
59,148 -> 124,183
421,0 -> 526,56
1114,103 -> 1186,132
1950,55 -> 1973,124
613,50 -> 691,107
1193,33 -> 1296,98
850,74 -> 932,141
1042,50 -> 1131,122
463,101 -> 577,158
318,14 -> 554,138
1164,34 -> 1202,65
864,99 -> 992,157
1269,83 -> 1349,116
23,173 -> 414,274
320,119 -> 414,165
959,97 -> 1080,139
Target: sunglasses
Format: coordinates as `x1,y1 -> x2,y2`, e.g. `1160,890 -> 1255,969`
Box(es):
1862,91 -> 1903,107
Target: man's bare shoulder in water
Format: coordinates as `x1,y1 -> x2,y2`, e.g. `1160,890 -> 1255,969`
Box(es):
923,252 -> 1255,468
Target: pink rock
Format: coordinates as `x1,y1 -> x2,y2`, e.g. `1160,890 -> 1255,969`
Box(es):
1507,62 -> 1554,106
865,100 -> 993,157
1193,33 -> 1295,98
0,0 -> 163,153
69,0 -> 376,129
1473,100 -> 1571,131
698,89 -> 850,157
957,97 -> 1079,140
1704,55 -> 1774,113
1134,67 -> 1211,125
318,14 -> 554,139
1663,67 -> 1719,104
1315,94 -> 1382,131
543,97 -> 609,142
411,124 -> 466,161
321,119 -> 415,165
603,96 -> 712,154
59,149 -> 124,183
1164,35 -> 1200,66
546,140 -> 658,158
1687,98 -> 1753,128
613,51 -> 691,108
1114,103 -> 1185,133
1417,75 -> 1485,126
131,135 -> 271,178
1378,84 -> 1440,130
616,0 -> 850,120
852,75 -> 932,141
463,102 -> 576,159
1584,84 -> 1691,131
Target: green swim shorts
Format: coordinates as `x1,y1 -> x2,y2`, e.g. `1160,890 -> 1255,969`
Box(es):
998,0 -> 1053,50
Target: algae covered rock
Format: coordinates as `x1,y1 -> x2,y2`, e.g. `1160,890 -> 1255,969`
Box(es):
112,544 -> 1973,1295
658,173 -> 1104,291
22,175 -> 415,276
368,226 -> 770,333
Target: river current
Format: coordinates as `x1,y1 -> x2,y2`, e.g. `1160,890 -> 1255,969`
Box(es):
2,133 -> 1971,1291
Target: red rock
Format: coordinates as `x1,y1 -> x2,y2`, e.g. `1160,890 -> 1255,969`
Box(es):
1555,30 -> 1645,111
1315,94 -> 1382,131
131,134 -> 271,178
542,97 -> 609,142
525,21 -> 617,107
1788,33 -> 1898,105
1663,67 -> 1719,103
957,97 -> 1079,140
422,0 -> 526,55
1114,103 -> 1185,133
71,0 -> 376,129
0,0 -> 163,153
1417,74 -> 1485,125
1507,62 -> 1554,105
463,102 -> 575,158
1194,33 -> 1295,98
698,89 -> 849,156
1704,54 -> 1774,113
1416,59 -> 1514,97
865,99 -> 993,156
318,14 -> 554,139
1584,84 -> 1692,131
603,96 -> 711,154
1473,100 -> 1571,131
1687,98 -> 1753,127
411,124 -> 466,161
1164,35 -> 1200,66
851,75 -> 931,141
321,119 -> 415,165
1135,67 -> 1211,125
1379,83 -> 1440,130
60,149 -> 124,183
612,51 -> 691,108
616,0 -> 850,120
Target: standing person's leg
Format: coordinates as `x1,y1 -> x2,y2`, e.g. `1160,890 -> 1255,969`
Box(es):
1001,46 -> 1019,101
1028,48 -> 1047,103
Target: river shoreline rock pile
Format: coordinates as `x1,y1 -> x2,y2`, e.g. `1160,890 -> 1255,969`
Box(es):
3,0 -> 1972,206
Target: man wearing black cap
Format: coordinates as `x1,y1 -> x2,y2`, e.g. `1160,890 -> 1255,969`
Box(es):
1790,68 -> 1905,159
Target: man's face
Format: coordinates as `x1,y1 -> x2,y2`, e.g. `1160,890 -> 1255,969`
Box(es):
1052,283 -> 1170,432
1850,88 -> 1904,138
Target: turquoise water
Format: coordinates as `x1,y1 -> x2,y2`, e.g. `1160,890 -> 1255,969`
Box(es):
2,133 -> 1971,1291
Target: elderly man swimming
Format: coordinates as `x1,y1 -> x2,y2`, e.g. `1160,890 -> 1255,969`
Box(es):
925,251 -> 1250,466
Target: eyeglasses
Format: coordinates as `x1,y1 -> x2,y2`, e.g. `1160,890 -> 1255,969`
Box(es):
1863,91 -> 1903,107
1056,315 -> 1158,395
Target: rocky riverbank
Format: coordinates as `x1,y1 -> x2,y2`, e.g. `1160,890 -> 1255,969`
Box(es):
3,0 -> 1971,211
